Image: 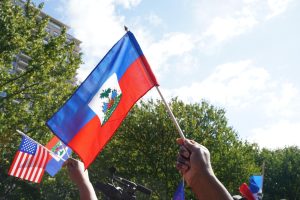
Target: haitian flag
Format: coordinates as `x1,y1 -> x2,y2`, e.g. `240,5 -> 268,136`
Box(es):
47,31 -> 158,168
249,175 -> 263,194
239,183 -> 255,200
173,180 -> 185,200
45,136 -> 72,176
249,175 -> 263,200
239,175 -> 263,200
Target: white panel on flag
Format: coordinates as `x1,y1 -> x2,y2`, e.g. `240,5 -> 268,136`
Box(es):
88,73 -> 122,126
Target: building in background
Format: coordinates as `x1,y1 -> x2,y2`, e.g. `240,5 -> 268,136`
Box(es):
12,0 -> 81,73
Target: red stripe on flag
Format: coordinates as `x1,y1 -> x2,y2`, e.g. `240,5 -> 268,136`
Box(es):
35,148 -> 48,183
239,183 -> 255,200
45,136 -> 60,164
8,151 -> 22,176
25,146 -> 40,180
30,146 -> 47,183
27,146 -> 41,181
15,153 -> 28,177
138,55 -> 158,86
19,154 -> 33,179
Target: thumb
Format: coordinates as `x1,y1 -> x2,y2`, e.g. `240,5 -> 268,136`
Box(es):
62,158 -> 71,168
176,138 -> 184,145
183,139 -> 198,152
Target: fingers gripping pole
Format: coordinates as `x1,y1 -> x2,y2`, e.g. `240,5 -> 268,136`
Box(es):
155,86 -> 185,139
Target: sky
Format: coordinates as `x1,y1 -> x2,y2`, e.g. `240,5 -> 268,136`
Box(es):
32,0 -> 300,149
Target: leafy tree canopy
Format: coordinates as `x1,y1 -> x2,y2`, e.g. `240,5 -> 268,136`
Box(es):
257,147 -> 300,200
0,0 -> 81,198
91,99 -> 260,199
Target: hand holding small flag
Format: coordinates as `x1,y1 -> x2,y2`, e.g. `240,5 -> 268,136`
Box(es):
63,158 -> 97,200
176,138 -> 232,200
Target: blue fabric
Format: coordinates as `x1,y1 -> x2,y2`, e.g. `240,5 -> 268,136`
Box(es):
249,175 -> 263,193
19,136 -> 37,155
173,180 -> 185,200
45,142 -> 72,177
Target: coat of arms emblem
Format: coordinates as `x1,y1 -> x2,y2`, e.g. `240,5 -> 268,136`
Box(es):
88,73 -> 122,126
51,141 -> 68,161
99,88 -> 122,125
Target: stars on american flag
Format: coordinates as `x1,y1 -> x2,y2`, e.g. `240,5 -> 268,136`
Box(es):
19,137 -> 37,155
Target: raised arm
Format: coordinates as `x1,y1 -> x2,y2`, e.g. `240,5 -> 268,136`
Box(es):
176,138 -> 232,200
64,158 -> 98,200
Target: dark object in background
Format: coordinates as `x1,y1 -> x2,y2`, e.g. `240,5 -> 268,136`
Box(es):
95,167 -> 151,200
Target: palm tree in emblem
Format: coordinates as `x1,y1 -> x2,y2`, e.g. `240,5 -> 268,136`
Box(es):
100,88 -> 111,113
99,87 -> 122,124
100,88 -> 111,99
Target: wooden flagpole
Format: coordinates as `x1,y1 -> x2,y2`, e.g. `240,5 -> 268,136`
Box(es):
155,86 -> 185,139
16,129 -> 66,162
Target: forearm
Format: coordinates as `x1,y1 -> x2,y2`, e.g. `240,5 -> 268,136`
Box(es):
77,180 -> 98,200
191,174 -> 232,200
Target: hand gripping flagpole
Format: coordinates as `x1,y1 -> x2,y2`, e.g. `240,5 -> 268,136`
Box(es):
155,86 -> 185,139
16,129 -> 66,162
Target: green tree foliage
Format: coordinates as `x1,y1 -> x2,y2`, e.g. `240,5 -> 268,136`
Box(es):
0,2 -> 269,199
0,0 -> 81,198
91,99 -> 259,199
257,147 -> 300,200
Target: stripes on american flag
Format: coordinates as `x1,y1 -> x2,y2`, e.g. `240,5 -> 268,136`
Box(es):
8,136 -> 49,183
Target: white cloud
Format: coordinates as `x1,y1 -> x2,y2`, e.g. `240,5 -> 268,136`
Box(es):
203,16 -> 258,43
145,32 -> 195,75
53,0 -> 196,82
195,0 -> 293,46
265,82 -> 300,118
55,0 -> 294,82
58,0 -> 142,81
146,13 -> 163,26
249,120 -> 300,148
173,54 -> 200,74
267,0 -> 293,19
168,60 -> 270,107
114,0 -> 141,9
167,59 -> 300,115
164,59 -> 300,149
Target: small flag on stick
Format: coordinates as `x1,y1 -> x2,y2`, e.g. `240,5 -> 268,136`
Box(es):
45,136 -> 72,177
173,180 -> 185,200
8,136 -> 50,183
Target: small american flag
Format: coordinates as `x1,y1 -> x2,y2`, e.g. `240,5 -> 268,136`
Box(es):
8,136 -> 49,183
